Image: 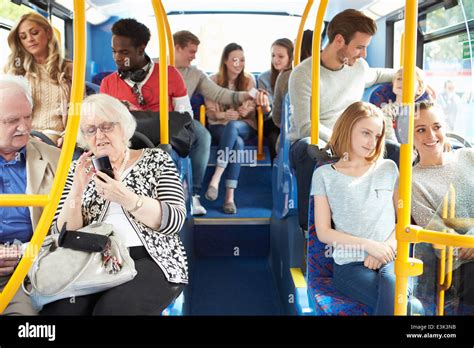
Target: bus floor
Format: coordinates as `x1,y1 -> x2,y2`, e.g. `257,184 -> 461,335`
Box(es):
187,146 -> 282,315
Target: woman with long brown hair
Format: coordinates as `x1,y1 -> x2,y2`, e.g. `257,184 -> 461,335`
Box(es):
258,38 -> 293,160
204,43 -> 257,214
5,12 -> 72,146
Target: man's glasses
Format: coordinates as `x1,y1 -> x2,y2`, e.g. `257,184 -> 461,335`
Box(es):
132,84 -> 146,106
82,122 -> 118,137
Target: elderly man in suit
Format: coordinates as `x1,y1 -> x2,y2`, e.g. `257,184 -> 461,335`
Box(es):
0,74 -> 60,315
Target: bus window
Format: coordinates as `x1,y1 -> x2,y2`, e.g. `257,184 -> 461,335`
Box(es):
51,14 -> 66,56
0,0 -> 33,21
0,25 -> 10,70
419,2 -> 472,34
139,13 -> 303,73
392,19 -> 404,69
420,1 -> 473,143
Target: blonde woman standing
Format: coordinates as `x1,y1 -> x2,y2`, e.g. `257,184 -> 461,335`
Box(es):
5,12 -> 72,146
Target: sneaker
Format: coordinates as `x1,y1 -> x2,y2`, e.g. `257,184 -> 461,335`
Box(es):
192,195 -> 207,216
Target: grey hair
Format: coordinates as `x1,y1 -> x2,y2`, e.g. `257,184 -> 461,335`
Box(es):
0,74 -> 33,108
78,93 -> 137,149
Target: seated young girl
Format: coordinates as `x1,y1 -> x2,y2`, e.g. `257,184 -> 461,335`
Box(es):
204,43 -> 257,214
312,101 -> 422,315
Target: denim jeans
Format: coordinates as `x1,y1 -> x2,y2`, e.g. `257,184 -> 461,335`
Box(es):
190,120 -> 211,195
333,261 -> 422,315
208,121 -> 256,189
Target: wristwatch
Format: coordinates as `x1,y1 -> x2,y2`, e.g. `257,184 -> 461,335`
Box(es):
129,196 -> 144,213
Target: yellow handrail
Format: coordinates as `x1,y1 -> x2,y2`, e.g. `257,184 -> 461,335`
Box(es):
294,0 -> 314,67
394,0 -> 418,316
152,0 -> 169,145
0,0 -> 86,313
257,106 -> 264,161
435,186 -> 455,315
158,0 -> 174,66
199,104 -> 206,127
310,0 -> 328,146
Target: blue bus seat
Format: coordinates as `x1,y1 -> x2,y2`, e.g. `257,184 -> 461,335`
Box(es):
363,82 -> 430,107
85,81 -> 100,95
272,93 -> 298,219
190,92 -> 205,121
161,292 -> 185,316
91,71 -> 113,86
307,195 -> 370,315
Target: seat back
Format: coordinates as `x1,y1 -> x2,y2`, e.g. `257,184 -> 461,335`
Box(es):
272,93 -> 298,219
190,93 -> 205,121
363,82 -> 430,107
91,71 -> 113,86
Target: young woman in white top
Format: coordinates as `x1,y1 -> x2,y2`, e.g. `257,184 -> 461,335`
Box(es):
312,101 -> 422,315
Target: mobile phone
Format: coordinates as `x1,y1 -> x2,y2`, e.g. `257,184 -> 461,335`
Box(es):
58,226 -> 110,253
92,155 -> 114,180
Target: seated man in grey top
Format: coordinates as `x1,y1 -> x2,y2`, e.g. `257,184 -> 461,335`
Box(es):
173,30 -> 256,216
288,9 -> 395,230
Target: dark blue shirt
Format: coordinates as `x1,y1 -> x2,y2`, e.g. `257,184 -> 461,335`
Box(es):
0,147 -> 33,244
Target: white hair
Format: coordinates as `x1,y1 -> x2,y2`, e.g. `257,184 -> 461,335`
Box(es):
78,93 -> 137,149
0,74 -> 33,108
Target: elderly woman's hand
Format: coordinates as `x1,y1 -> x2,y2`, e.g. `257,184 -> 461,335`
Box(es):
71,151 -> 95,197
94,170 -> 135,208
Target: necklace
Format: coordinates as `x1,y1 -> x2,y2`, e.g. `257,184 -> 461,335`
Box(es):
117,148 -> 130,178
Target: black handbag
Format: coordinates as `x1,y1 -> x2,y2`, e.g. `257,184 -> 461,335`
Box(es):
130,110 -> 196,157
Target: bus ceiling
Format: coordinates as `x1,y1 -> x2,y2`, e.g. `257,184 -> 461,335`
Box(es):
46,0 -> 410,24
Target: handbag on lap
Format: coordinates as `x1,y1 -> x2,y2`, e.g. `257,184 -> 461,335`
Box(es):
22,223 -> 137,311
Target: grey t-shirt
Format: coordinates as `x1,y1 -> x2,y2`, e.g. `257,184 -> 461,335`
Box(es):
311,159 -> 399,265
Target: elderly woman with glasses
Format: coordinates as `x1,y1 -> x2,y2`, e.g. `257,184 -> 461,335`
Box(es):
41,93 -> 187,316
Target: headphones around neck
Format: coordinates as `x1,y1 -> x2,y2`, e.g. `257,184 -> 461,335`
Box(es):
118,55 -> 152,83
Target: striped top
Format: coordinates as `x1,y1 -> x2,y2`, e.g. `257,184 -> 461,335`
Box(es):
52,148 -> 188,284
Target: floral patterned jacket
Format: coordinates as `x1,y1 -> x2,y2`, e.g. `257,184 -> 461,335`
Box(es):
52,148 -> 188,284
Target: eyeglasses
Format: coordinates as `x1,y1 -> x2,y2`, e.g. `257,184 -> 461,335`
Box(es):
132,84 -> 146,106
82,122 -> 118,137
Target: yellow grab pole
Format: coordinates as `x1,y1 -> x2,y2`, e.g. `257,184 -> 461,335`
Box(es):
310,0 -> 328,146
394,0 -> 418,316
199,104 -> 206,127
0,0 -> 86,313
294,0 -> 314,67
257,106 -> 264,161
158,0 -> 174,66
152,0 -> 169,145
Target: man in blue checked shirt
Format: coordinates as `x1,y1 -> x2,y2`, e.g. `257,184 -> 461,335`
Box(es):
0,75 -> 60,315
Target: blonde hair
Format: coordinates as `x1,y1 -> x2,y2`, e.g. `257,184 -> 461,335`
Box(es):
78,94 -> 137,149
5,12 -> 66,85
328,101 -> 386,162
393,67 -> 426,100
